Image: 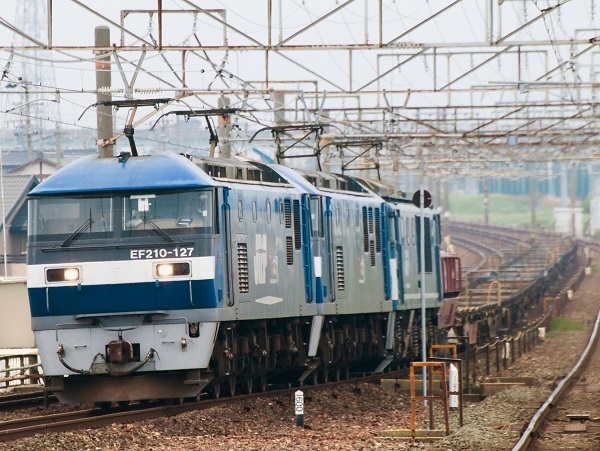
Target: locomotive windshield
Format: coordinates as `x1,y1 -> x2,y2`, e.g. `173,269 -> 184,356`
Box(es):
28,190 -> 215,243
29,196 -> 113,243
123,190 -> 214,237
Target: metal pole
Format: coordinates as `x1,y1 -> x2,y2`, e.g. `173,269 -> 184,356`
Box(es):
483,178 -> 489,226
442,179 -> 449,242
0,149 -> 6,277
530,175 -> 536,230
570,162 -> 577,238
420,157 -> 427,399
217,96 -> 232,159
278,0 -> 283,43
95,26 -> 114,158
24,86 -> 33,162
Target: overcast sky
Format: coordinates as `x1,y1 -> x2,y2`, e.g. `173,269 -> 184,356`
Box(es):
0,0 -> 597,157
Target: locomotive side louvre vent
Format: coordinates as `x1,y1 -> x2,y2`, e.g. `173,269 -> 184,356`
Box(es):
374,208 -> 381,253
237,243 -> 249,293
369,240 -> 376,266
362,207 -> 369,252
293,199 -> 301,250
284,199 -> 292,228
286,236 -> 294,265
335,246 -> 345,290
368,208 -> 374,233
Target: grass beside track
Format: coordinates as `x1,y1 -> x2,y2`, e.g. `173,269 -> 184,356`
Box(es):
548,317 -> 586,332
448,193 -> 589,231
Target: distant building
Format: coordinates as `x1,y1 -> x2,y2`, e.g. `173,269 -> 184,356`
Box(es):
8,156 -> 57,181
0,174 -> 39,277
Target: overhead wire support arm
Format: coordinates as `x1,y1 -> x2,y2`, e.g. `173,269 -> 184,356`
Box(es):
150,107 -> 239,156
331,141 -> 384,179
79,98 -> 173,156
249,124 -> 326,169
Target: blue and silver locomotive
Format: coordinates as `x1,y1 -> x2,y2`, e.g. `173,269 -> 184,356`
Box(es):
26,152 -> 443,403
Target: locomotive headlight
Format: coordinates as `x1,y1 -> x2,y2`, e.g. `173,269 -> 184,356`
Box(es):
154,262 -> 191,278
64,268 -> 80,281
156,263 -> 174,277
46,267 -> 81,283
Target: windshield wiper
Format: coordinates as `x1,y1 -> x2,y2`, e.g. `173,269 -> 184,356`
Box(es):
61,218 -> 94,247
142,216 -> 174,243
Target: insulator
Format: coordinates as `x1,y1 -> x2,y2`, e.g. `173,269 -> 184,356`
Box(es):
135,87 -> 161,94
97,87 -> 123,94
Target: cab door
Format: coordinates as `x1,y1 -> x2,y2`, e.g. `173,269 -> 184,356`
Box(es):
384,206 -> 401,310
308,195 -> 330,304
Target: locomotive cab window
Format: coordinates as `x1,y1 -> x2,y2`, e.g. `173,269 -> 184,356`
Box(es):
123,190 -> 215,237
416,217 -> 433,273
387,213 -> 396,242
29,196 -> 113,243
309,197 -> 323,237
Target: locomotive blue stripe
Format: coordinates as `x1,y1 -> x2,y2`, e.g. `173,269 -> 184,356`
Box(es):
27,279 -> 218,317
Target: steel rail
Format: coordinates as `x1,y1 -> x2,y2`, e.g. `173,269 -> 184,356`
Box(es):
0,370 -> 406,443
512,291 -> 600,450
0,391 -> 55,410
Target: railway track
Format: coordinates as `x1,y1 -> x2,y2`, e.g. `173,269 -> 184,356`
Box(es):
0,370 -> 406,442
0,391 -> 55,410
507,241 -> 600,450
444,222 -> 575,344
0,223 -> 587,447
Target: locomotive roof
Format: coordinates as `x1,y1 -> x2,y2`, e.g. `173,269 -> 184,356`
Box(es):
347,176 -> 398,198
268,165 -> 321,195
187,155 -> 291,186
28,153 -> 216,196
271,165 -> 380,198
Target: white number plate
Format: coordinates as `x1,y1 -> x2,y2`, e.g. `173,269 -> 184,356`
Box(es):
130,248 -> 194,259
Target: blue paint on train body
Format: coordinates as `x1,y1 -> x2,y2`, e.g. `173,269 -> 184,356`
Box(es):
27,279 -> 219,317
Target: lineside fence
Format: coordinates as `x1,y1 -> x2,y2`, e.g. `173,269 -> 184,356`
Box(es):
0,354 -> 43,390
461,253 -> 589,388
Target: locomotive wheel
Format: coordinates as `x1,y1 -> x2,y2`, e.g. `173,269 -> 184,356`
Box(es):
333,366 -> 341,382
257,374 -> 268,392
206,382 -> 221,399
223,375 -> 236,397
318,365 -> 329,383
341,364 -> 350,380
244,378 -> 253,394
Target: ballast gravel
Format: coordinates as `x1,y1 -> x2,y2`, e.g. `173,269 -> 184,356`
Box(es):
2,251 -> 599,450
